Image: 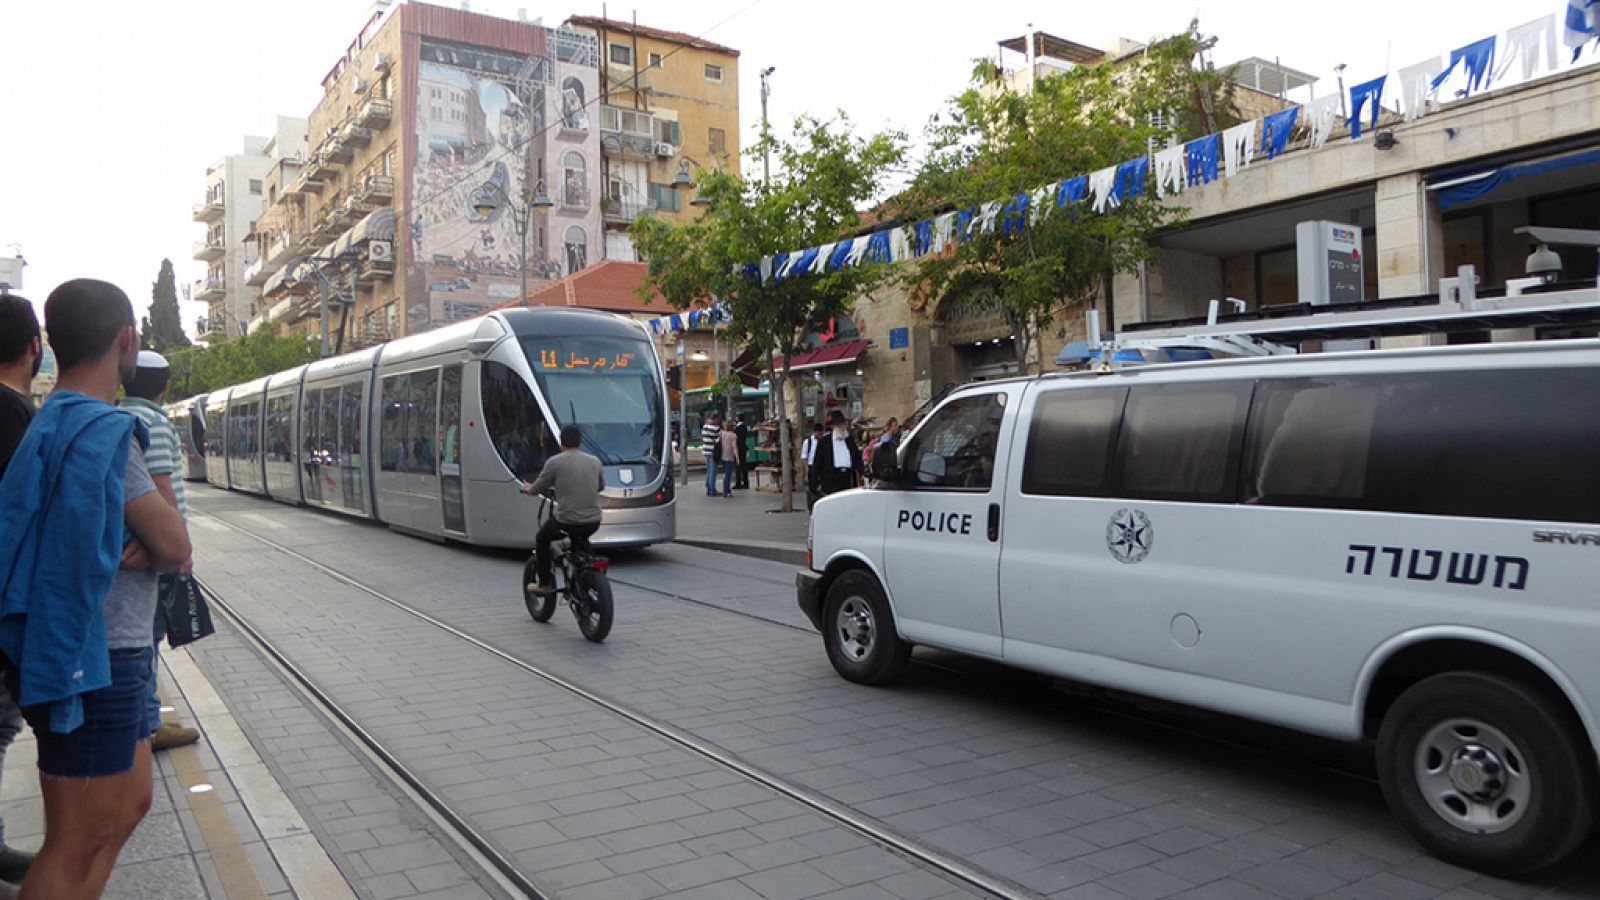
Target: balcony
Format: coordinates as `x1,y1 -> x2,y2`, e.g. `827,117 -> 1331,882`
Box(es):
195,276 -> 227,302
350,175 -> 394,206
602,199 -> 651,224
341,122 -> 372,147
192,196 -> 225,223
357,98 -> 392,128
262,231 -> 295,268
324,140 -> 354,164
287,167 -> 324,195
197,316 -> 228,340
356,254 -> 395,284
193,236 -> 225,262
307,153 -> 336,181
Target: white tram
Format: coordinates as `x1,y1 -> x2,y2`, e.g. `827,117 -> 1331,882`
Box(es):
187,308 -> 675,548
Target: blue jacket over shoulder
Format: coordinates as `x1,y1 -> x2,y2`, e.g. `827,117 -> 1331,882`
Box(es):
0,391 -> 145,733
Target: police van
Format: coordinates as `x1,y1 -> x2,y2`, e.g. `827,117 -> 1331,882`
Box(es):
796,339 -> 1600,875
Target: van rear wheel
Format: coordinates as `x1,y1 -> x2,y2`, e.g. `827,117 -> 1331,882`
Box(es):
822,571 -> 910,686
1376,671 -> 1597,876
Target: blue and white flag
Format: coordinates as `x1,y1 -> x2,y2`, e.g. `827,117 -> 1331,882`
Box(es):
1566,0 -> 1599,56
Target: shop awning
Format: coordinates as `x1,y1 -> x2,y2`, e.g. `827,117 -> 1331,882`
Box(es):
775,339 -> 870,373
1432,147 -> 1600,212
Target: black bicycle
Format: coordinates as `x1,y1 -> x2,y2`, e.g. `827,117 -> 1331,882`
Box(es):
521,494 -> 614,643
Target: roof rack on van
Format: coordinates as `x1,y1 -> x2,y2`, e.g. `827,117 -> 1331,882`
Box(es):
1064,265 -> 1600,369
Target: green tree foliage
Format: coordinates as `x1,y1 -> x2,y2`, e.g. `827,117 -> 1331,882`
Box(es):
164,324 -> 318,402
896,21 -> 1237,375
143,259 -> 191,352
632,115 -> 904,511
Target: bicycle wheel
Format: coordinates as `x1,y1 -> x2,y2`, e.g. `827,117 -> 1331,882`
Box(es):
575,570 -> 614,643
523,557 -> 556,622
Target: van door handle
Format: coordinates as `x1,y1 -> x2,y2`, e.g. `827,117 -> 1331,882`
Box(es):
987,503 -> 1000,542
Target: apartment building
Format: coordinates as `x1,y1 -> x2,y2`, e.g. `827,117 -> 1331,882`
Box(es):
192,116 -> 307,340
565,15 -> 741,262
250,2 -> 607,350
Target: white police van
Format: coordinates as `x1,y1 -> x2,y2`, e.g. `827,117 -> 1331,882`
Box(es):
796,339 -> 1600,875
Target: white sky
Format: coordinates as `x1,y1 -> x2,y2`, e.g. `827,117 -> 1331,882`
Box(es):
0,0 -> 1533,335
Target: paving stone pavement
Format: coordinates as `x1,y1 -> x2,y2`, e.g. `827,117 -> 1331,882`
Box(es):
189,488 -> 1600,899
190,494 -> 980,900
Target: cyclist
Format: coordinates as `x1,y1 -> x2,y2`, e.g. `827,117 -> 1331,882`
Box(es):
520,425 -> 604,596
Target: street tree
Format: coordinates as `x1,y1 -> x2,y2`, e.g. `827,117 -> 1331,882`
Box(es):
144,259 -> 191,352
896,21 -> 1238,375
165,324 -> 317,402
632,115 -> 904,512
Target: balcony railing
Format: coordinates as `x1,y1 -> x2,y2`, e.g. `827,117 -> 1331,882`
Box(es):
351,175 -> 394,206
324,141 -> 354,164
356,254 -> 395,284
357,98 -> 393,128
602,199 -> 651,223
192,237 -> 225,262
341,122 -> 372,147
192,197 -> 225,223
195,277 -> 227,301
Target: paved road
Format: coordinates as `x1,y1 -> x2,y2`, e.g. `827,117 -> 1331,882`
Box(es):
187,487 -> 1600,899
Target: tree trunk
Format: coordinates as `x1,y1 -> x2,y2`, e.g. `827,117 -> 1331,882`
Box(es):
768,349 -> 795,514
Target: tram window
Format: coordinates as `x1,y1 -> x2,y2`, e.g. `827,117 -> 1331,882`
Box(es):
320,387 -> 340,468
266,395 -> 293,462
380,374 -> 407,472
1021,387 -> 1126,497
440,366 -> 462,467
301,389 -> 321,461
340,382 -> 365,508
1116,382 -> 1250,502
482,360 -> 556,481
408,370 -> 438,475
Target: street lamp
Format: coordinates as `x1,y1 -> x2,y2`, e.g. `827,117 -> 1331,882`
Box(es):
670,158 -> 713,207
471,179 -> 555,306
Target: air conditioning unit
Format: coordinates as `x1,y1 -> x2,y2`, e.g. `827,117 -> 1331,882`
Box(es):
372,53 -> 393,72
655,142 -> 675,158
368,240 -> 394,262
354,77 -> 370,94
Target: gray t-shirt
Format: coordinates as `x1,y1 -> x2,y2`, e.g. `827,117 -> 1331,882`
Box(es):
529,450 -> 604,526
105,450 -> 159,650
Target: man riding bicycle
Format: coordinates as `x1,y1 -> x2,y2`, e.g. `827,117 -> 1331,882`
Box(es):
520,425 -> 604,596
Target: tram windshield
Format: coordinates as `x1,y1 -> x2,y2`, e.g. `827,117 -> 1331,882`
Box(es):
519,334 -> 664,467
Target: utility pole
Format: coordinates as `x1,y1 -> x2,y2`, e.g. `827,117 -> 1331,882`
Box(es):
758,65 -> 798,509
760,67 -> 774,183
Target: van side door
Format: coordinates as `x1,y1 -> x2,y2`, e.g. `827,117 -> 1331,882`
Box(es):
881,387 -> 1019,658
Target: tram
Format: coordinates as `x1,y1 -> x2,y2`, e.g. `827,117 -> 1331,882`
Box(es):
166,392 -> 208,482
185,308 -> 675,549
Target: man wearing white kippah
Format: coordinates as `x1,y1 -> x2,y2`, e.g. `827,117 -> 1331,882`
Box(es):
119,351 -> 201,752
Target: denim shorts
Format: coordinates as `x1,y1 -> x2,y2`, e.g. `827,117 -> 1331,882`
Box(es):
5,647 -> 153,778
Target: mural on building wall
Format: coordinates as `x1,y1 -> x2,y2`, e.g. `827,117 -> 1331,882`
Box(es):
405,33 -> 601,334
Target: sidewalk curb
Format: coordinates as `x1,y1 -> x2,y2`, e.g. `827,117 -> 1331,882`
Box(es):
674,537 -> 807,566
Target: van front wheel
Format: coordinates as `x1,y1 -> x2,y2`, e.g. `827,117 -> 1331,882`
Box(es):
1376,671 -> 1597,876
823,571 -> 910,686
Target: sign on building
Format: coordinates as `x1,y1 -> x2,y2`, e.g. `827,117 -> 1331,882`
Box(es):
1296,221 -> 1364,305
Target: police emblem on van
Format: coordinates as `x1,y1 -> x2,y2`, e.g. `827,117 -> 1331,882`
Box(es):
1107,509 -> 1153,564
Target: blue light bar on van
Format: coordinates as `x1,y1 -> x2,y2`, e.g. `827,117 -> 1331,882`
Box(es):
1054,343 -> 1221,367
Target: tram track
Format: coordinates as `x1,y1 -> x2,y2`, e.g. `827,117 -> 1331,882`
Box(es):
196,509 -> 1038,900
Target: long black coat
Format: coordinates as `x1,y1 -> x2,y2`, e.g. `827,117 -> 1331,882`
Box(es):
809,432 -> 863,496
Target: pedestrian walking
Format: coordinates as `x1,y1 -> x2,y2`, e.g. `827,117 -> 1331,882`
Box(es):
700,412 -> 723,496
0,296 -> 44,895
808,410 -> 863,501
800,420 -> 825,511
0,279 -> 191,899
119,351 -> 202,754
733,414 -> 751,489
719,423 -> 739,497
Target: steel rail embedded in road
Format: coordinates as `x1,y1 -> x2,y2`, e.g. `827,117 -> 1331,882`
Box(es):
196,578 -> 547,900
198,510 -> 1039,900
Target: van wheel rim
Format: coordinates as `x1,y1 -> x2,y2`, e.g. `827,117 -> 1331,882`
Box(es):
834,596 -> 875,662
1414,718 -> 1531,835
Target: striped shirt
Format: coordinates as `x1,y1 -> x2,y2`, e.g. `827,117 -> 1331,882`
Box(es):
700,421 -> 722,449
120,397 -> 187,519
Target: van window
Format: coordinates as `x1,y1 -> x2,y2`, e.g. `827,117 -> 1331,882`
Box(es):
1116,382 -> 1250,502
1246,369 -> 1600,523
1022,387 -> 1126,497
899,393 -> 1006,491
1245,377 -> 1378,507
